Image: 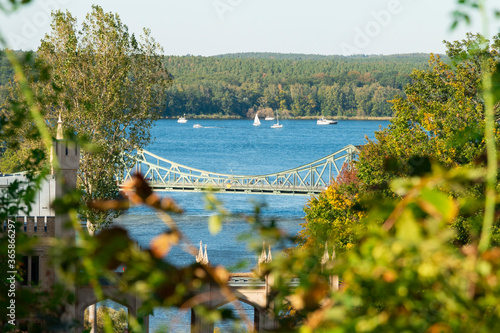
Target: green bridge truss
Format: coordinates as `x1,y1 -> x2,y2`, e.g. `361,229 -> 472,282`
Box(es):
120,145 -> 359,196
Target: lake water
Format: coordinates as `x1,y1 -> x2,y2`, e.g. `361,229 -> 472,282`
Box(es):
113,119 -> 389,332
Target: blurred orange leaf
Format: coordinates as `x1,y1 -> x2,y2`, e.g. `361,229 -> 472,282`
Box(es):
122,173 -> 183,213
150,230 -> 180,259
427,323 -> 452,333
212,265 -> 230,284
88,199 -> 130,211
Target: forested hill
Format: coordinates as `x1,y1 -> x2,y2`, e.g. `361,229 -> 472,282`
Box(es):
163,53 -> 431,118
213,52 -> 340,60
0,51 -> 433,118
213,52 -> 427,61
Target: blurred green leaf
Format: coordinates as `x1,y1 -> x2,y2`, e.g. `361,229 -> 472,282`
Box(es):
396,209 -> 422,243
491,62 -> 500,104
208,214 -> 222,235
419,188 -> 458,222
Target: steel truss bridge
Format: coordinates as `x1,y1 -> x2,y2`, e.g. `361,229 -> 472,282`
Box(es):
120,145 -> 358,196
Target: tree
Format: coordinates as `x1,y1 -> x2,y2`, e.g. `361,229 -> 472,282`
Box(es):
299,165 -> 364,253
33,5 -> 171,230
357,33 -> 499,196
301,33 -> 500,255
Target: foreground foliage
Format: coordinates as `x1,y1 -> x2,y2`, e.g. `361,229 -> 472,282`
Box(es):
1,1 -> 500,333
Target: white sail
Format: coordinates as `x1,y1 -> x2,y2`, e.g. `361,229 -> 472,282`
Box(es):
253,113 -> 261,126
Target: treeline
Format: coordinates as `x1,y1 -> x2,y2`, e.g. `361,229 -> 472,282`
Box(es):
0,50 -> 15,103
163,53 -> 430,118
0,50 -> 34,103
0,51 -> 432,118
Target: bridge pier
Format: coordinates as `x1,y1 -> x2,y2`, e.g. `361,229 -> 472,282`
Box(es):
190,306 -> 277,333
255,309 -> 278,332
262,274 -> 279,331
187,275 -> 279,333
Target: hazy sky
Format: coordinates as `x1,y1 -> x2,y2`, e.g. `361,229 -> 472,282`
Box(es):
0,0 -> 498,56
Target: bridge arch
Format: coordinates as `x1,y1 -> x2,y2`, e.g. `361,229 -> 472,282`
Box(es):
76,287 -> 147,333
189,282 -> 275,333
80,298 -> 129,331
210,290 -> 266,311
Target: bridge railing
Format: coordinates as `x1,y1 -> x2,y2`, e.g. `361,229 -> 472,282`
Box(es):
119,145 -> 359,195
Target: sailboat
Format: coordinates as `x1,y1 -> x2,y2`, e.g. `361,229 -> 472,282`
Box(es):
271,113 -> 282,128
177,114 -> 187,123
253,113 -> 261,126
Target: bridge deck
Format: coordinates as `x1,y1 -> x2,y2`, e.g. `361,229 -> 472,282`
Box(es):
147,181 -> 325,196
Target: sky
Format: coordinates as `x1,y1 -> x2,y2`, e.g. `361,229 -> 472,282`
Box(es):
0,0 -> 499,56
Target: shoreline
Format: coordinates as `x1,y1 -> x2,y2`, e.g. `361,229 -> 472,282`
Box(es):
164,115 -> 392,121
295,116 -> 392,121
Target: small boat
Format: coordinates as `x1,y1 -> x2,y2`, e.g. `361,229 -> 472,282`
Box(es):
253,113 -> 261,126
178,114 -> 188,123
193,124 -> 202,128
265,116 -> 275,121
271,113 -> 282,129
317,117 -> 337,125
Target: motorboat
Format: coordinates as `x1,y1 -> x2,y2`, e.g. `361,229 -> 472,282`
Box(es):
178,114 -> 188,123
253,113 -> 261,126
265,116 -> 275,121
317,117 -> 337,125
193,124 -> 202,128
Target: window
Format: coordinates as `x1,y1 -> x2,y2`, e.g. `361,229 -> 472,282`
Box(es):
20,255 -> 40,286
31,256 -> 39,286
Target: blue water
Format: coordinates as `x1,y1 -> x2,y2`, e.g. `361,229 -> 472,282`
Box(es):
113,119 -> 388,332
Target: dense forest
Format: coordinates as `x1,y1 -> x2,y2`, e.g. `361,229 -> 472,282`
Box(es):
0,51 -> 432,118
163,53 -> 430,118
